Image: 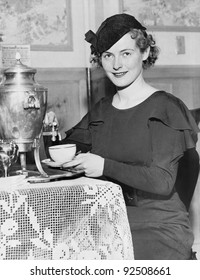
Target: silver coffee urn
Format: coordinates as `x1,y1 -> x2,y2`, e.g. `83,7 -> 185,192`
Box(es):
0,53 -> 48,176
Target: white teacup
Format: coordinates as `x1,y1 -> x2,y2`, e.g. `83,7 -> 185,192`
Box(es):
49,144 -> 76,164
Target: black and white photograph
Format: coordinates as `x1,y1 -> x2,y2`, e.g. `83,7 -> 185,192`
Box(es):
0,0 -> 199,279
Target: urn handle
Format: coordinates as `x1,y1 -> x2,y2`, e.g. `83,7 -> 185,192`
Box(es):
23,91 -> 40,109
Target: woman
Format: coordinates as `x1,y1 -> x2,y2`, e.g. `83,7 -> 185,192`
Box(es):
46,14 -> 199,259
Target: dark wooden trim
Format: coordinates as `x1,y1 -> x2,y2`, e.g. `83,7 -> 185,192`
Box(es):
34,65 -> 200,83
91,65 -> 200,80
144,66 -> 200,79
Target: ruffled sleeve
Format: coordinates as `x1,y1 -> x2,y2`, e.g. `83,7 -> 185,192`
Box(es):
148,92 -> 199,151
60,97 -> 109,151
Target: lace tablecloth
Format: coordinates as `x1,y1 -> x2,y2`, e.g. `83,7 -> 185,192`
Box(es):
0,176 -> 134,260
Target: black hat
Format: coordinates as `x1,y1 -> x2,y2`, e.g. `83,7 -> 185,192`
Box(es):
85,13 -> 146,54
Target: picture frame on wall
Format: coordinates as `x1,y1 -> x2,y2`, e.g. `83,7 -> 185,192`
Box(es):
120,0 -> 200,32
0,0 -> 72,51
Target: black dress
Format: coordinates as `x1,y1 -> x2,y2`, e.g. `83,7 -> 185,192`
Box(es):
60,90 -> 199,259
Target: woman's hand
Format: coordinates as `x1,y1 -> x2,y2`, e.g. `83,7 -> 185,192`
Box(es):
63,153 -> 105,177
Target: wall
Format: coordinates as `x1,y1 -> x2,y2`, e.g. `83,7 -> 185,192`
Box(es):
30,0 -> 120,69
28,0 -> 200,69
154,31 -> 200,66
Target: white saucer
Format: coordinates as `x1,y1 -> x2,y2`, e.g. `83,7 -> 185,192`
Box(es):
42,158 -> 71,168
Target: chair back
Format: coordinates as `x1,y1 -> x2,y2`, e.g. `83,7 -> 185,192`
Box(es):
175,148 -> 199,211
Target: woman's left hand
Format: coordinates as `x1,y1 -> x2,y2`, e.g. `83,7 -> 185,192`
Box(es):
63,153 -> 105,177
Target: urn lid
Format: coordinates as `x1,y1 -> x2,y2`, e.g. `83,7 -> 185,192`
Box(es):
3,52 -> 36,74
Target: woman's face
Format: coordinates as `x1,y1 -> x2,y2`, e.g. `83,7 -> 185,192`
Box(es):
101,32 -> 149,88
